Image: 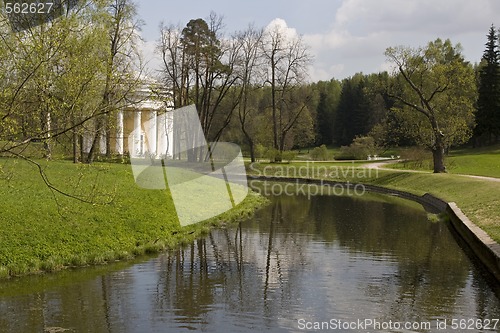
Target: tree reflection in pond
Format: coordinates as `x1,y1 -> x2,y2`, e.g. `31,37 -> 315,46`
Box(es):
0,190 -> 499,332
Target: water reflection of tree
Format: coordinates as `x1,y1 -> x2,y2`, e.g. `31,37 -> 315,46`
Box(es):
2,193 -> 500,332
146,194 -> 312,328
154,239 -> 217,323
0,276 -> 123,332
147,193 -> 500,328
321,195 -> 484,320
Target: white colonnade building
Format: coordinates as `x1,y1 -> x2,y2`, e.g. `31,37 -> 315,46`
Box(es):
83,85 -> 174,158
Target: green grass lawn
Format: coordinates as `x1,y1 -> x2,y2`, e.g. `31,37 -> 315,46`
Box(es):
446,145 -> 500,178
388,144 -> 500,178
0,158 -> 266,278
247,161 -> 500,243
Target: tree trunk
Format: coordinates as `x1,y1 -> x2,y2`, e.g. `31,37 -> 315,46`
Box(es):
248,141 -> 255,163
432,141 -> 446,173
41,110 -> 52,160
86,118 -> 103,164
43,141 -> 52,160
86,131 -> 100,164
271,53 -> 278,155
79,135 -> 84,162
105,117 -> 112,158
241,125 -> 255,163
72,128 -> 78,164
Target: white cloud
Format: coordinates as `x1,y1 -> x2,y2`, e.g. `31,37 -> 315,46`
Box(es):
300,0 -> 500,80
264,17 -> 300,41
333,0 -> 498,35
307,64 -> 343,82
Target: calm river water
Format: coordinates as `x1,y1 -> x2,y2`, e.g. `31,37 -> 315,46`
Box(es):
1,189 -> 499,332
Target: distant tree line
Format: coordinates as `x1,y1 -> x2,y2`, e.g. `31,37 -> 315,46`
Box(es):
222,31 -> 494,172
311,28 -> 499,155
1,4 -> 498,172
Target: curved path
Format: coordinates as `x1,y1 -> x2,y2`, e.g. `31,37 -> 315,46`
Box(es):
361,159 -> 500,183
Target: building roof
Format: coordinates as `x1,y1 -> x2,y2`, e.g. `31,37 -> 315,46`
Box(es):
124,83 -> 168,111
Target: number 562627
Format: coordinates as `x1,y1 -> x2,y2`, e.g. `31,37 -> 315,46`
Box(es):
4,2 -> 54,15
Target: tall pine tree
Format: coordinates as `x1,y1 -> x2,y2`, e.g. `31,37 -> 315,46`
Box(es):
333,74 -> 373,146
315,79 -> 341,145
475,25 -> 500,145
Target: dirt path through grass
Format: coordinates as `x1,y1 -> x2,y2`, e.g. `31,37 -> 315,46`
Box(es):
362,159 -> 500,182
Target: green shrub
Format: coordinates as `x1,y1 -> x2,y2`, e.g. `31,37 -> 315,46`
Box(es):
265,148 -> 280,162
144,243 -> 160,254
254,144 -> 266,161
88,253 -> 107,265
40,257 -> 64,272
8,262 -> 29,276
335,136 -> 378,160
116,251 -> 133,260
401,147 -> 432,169
281,150 -> 297,163
310,145 -> 330,161
131,247 -> 145,257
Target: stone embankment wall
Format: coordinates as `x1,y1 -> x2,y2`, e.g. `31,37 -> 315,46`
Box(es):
447,203 -> 500,281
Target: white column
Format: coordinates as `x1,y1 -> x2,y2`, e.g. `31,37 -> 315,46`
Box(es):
146,110 -> 157,157
157,113 -> 166,158
99,130 -> 106,154
116,110 -> 124,155
133,111 -> 142,157
166,111 -> 174,158
83,132 -> 92,153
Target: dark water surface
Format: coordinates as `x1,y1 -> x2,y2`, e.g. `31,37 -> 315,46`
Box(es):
1,191 -> 499,332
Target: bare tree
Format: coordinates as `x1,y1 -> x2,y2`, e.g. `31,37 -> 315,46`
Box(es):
261,21 -> 312,160
157,13 -> 242,162
157,22 -> 187,109
234,25 -> 263,162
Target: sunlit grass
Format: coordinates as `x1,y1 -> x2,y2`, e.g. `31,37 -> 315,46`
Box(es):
387,144 -> 500,178
0,157 -> 267,278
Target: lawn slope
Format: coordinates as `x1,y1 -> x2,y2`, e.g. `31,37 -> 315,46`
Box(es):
0,158 -> 266,278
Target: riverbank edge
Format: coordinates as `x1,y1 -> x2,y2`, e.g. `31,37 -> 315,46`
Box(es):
248,175 -> 500,282
446,203 -> 500,281
0,191 -> 269,280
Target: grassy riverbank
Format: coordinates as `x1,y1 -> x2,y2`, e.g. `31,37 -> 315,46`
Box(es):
387,144 -> 500,178
0,158 -> 267,279
247,162 -> 500,243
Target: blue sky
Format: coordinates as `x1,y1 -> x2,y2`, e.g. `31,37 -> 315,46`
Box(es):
136,0 -> 343,36
136,0 -> 500,81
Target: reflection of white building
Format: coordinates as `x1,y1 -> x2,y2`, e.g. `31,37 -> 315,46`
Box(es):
83,85 -> 174,158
